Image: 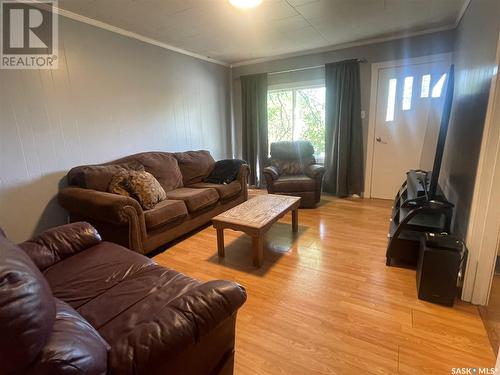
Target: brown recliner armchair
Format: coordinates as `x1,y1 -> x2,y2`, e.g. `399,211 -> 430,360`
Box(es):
263,141 -> 325,208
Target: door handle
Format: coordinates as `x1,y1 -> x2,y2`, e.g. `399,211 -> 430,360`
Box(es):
376,137 -> 387,144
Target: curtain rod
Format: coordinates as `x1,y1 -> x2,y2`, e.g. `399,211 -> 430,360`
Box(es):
268,58 -> 368,76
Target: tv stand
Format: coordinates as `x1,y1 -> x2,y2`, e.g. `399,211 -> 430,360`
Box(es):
386,170 -> 454,266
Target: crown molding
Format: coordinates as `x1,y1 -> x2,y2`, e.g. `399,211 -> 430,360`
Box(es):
455,0 -> 472,28
230,24 -> 456,68
33,1 -> 229,67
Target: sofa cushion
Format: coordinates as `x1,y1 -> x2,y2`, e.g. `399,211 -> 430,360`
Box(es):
112,152 -> 183,192
144,199 -> 188,230
174,150 -> 215,186
26,298 -> 109,375
108,170 -> 166,210
273,175 -> 316,193
42,242 -> 201,326
165,187 -> 219,212
0,232 -> 56,374
67,162 -> 144,192
43,242 -> 158,309
189,181 -> 241,200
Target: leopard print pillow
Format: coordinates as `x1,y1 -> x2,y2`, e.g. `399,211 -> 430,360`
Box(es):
108,170 -> 166,210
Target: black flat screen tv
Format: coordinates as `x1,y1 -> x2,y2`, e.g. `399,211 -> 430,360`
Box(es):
428,64 -> 455,199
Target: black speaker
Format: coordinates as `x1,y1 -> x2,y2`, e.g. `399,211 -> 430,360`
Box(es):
416,233 -> 464,306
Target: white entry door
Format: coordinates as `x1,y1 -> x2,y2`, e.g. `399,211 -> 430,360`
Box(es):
370,60 -> 450,199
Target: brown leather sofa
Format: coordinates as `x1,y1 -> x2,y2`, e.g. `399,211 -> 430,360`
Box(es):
0,222 -> 246,375
263,141 -> 325,208
58,151 -> 249,254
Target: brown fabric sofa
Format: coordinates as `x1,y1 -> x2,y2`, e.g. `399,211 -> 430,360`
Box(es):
263,141 -> 325,208
0,222 -> 247,375
58,151 -> 249,254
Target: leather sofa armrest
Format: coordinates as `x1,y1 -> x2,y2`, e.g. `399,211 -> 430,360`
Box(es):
19,222 -> 101,271
304,164 -> 325,178
58,187 -> 144,225
263,165 -> 280,180
109,280 -> 247,374
168,280 -> 247,335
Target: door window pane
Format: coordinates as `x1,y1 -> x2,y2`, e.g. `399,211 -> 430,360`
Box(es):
386,78 -> 397,122
421,74 -> 431,98
432,74 -> 447,97
402,76 -> 414,110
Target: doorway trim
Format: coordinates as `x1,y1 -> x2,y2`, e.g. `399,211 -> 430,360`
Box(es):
462,32 -> 500,305
364,53 -> 452,198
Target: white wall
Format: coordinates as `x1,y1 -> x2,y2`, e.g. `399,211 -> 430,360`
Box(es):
440,0 -> 500,238
0,16 -> 231,242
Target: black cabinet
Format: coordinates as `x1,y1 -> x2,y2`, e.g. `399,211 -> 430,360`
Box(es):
417,233 -> 465,306
386,170 -> 454,267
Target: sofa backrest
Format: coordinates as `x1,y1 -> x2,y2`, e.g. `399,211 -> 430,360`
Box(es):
0,229 -> 56,373
112,152 -> 184,192
67,150 -> 216,193
174,150 -> 215,186
269,141 -> 316,175
67,162 -> 144,192
68,151 -> 184,192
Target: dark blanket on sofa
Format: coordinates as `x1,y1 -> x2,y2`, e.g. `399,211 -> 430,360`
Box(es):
204,159 -> 247,184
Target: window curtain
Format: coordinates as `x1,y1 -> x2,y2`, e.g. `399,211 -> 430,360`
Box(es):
324,59 -> 364,196
241,73 -> 268,187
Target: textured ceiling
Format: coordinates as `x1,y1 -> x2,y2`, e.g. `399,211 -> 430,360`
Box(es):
58,0 -> 466,64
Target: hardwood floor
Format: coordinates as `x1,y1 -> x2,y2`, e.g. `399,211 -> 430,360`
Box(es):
154,193 -> 495,374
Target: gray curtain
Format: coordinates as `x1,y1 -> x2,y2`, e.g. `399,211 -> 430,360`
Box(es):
324,59 -> 364,196
241,73 -> 268,187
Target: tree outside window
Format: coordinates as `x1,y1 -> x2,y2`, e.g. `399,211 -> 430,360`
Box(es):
267,86 -> 325,162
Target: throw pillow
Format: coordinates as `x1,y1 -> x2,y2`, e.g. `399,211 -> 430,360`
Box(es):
108,170 -> 166,210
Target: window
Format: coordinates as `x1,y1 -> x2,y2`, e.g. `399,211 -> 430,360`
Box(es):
432,73 -> 447,98
386,78 -> 397,122
402,76 -> 414,111
421,74 -> 431,98
267,86 -> 325,161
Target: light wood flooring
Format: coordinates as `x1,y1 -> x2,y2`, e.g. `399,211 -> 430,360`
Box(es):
154,193 -> 495,374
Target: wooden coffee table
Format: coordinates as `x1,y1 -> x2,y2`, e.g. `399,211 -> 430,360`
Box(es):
212,194 -> 301,267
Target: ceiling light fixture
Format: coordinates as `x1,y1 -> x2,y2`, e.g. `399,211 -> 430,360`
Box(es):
229,0 -> 263,9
